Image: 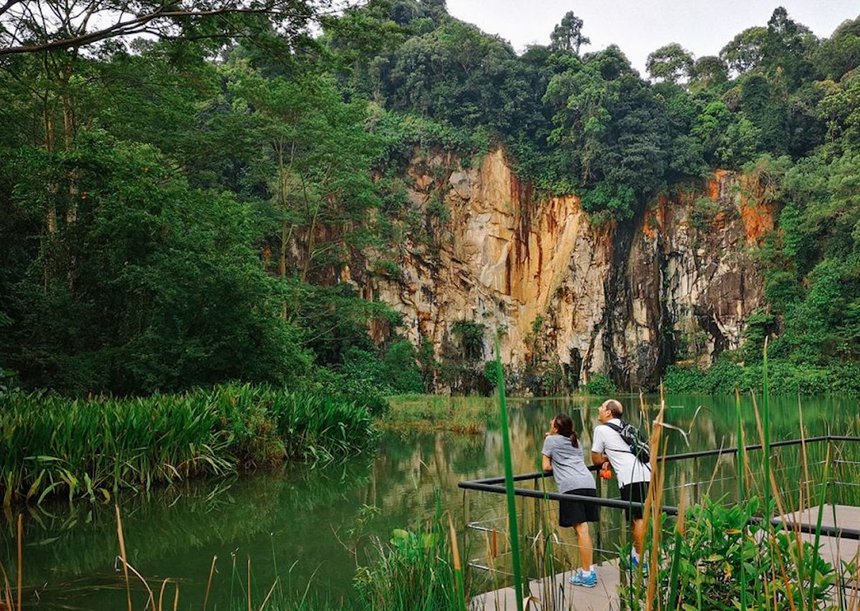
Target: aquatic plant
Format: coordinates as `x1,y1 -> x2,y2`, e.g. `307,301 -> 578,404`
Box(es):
353,496 -> 468,611
0,384 -> 377,505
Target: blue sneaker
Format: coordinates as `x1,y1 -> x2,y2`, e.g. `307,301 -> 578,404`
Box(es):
569,568 -> 597,588
630,555 -> 649,576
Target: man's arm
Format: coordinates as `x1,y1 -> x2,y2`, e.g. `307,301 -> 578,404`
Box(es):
591,426 -> 607,466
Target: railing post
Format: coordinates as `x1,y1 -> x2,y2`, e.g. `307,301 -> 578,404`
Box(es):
693,456 -> 699,503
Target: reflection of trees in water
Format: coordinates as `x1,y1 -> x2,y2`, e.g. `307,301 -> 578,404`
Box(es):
0,459 -> 375,598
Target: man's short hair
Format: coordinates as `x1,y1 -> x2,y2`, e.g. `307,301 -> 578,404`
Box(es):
603,399 -> 623,418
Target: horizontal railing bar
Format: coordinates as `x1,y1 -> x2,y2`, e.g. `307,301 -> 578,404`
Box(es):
457,482 -> 860,540
466,436 -> 860,486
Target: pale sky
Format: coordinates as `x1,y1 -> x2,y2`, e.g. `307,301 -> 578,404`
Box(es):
445,0 -> 860,74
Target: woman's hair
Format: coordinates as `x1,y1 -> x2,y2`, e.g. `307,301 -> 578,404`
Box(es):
553,413 -> 579,448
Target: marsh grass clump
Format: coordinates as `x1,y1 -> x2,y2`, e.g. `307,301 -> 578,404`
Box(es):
0,384 -> 376,505
353,499 -> 467,611
383,395 -> 494,433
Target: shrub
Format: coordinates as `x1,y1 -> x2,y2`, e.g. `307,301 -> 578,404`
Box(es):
354,501 -> 465,611
582,372 -> 617,396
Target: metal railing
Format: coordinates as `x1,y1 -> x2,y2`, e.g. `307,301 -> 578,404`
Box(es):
459,435 -> 860,541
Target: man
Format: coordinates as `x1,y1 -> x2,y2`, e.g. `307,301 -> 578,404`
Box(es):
591,398 -> 651,569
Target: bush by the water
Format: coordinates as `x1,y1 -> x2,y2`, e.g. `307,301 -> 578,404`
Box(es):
582,372 -> 618,396
663,358 -> 860,395
0,384 -> 376,504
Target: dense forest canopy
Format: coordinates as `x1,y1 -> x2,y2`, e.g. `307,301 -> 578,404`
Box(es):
1,0 -> 858,396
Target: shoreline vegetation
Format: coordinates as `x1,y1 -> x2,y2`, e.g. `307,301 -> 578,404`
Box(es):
3,393 -> 856,610
0,384 -> 376,505
380,394 -> 495,433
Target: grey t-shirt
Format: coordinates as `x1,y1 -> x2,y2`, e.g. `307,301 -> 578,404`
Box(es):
541,434 -> 596,493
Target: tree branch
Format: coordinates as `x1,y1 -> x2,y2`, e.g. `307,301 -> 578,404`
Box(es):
0,0 -> 24,19
0,0 -> 325,57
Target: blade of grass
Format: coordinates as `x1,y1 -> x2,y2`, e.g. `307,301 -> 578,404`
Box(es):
762,337 -> 771,521
807,445 -> 831,611
115,504 -> 132,611
203,555 -> 217,611
666,473 -> 687,611
16,513 -> 22,611
495,336 -> 523,611
258,577 -> 279,611
158,579 -> 169,611
735,388 -> 748,611
448,514 -> 467,611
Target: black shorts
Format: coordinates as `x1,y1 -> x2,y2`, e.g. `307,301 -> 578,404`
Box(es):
619,481 -> 649,521
559,488 -> 599,527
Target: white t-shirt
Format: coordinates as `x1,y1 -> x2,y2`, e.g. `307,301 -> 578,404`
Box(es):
591,418 -> 651,487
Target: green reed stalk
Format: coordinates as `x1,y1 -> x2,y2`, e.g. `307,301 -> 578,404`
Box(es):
448,515 -> 467,611
762,339 -> 771,520
735,388 -> 748,611
808,445 -> 830,611
494,338 -> 523,611
665,476 -> 686,611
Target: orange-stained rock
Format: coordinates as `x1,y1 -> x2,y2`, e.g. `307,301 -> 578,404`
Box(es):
352,149 -> 773,390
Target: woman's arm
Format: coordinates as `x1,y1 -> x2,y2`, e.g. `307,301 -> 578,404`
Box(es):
542,454 -> 552,472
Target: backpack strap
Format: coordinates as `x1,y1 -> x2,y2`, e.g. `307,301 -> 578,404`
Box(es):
598,422 -> 651,468
598,422 -> 629,454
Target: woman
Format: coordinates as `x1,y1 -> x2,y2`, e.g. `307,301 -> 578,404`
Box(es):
541,413 -> 599,588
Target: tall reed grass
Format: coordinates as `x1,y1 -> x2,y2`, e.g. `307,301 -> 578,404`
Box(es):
0,384 -> 376,505
619,349 -> 860,611
352,502 -> 468,610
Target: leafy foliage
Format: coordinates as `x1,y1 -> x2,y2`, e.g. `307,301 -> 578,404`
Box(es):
622,497 -> 839,609
582,372 -> 618,396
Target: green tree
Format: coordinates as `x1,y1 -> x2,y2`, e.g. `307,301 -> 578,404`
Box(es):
0,0 -> 323,57
689,56 -> 728,91
646,43 -> 694,84
761,6 -> 818,89
229,66 -> 382,284
0,132 -> 310,393
815,16 -> 860,81
720,26 -> 767,75
544,46 -> 669,218
549,11 -> 590,56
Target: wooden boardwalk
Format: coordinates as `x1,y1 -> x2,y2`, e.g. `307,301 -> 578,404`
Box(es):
471,560 -> 620,611
786,504 -> 859,583
471,504 -> 860,611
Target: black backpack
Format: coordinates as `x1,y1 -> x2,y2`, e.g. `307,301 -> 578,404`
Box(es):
603,420 -> 651,464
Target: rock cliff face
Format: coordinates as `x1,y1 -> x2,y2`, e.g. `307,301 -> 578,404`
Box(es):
352,149 -> 773,390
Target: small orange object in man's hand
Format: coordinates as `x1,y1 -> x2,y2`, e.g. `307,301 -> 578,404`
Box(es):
599,463 -> 612,480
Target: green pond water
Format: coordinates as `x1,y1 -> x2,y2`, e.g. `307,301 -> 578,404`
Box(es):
1,394 -> 857,609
